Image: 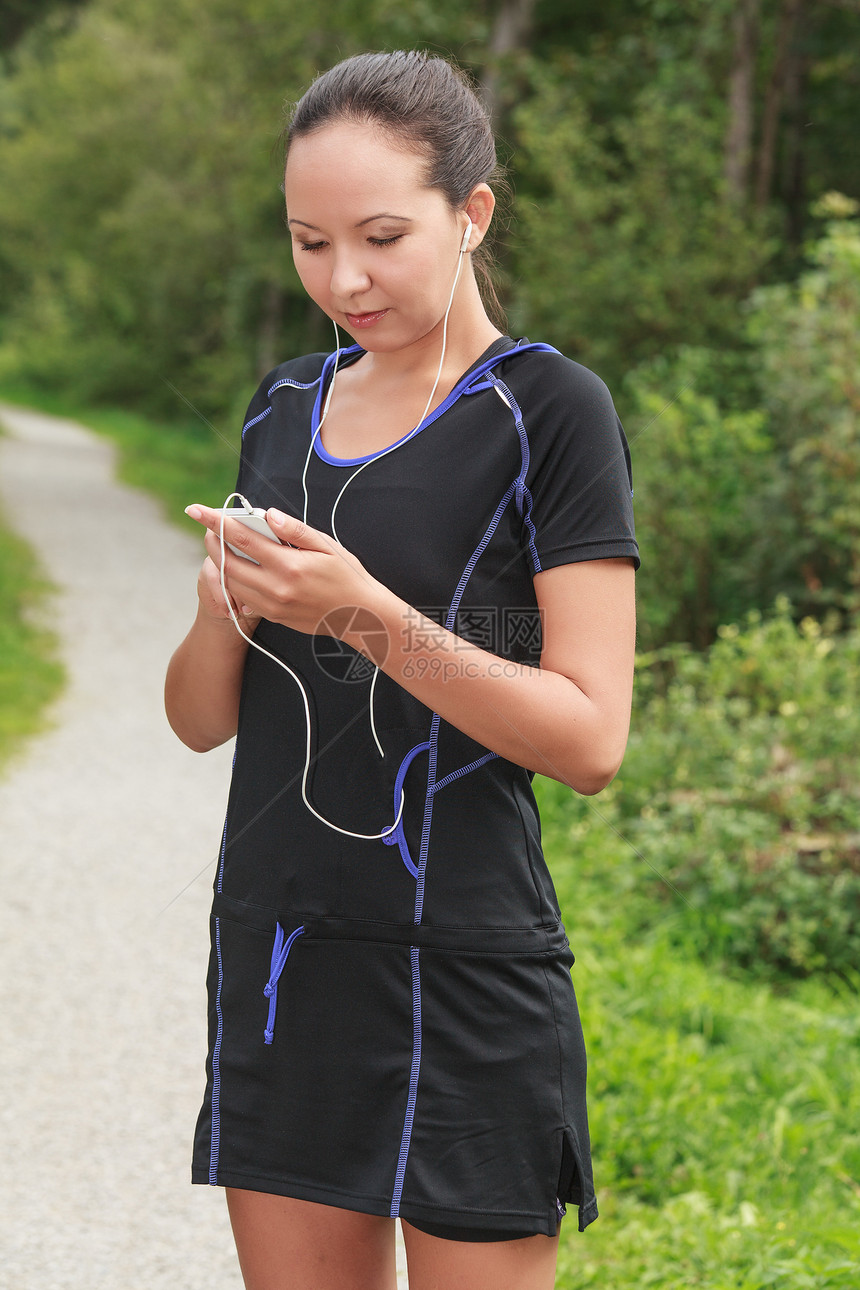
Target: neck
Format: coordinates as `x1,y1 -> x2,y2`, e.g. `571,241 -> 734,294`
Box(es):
349,273 -> 503,388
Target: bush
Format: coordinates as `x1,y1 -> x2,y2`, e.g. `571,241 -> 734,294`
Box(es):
624,345 -> 772,649
620,207 -> 860,650
611,603 -> 860,982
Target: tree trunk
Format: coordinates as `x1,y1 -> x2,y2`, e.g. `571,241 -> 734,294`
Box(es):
723,0 -> 761,206
754,0 -> 806,210
480,0 -> 539,126
780,34 -> 810,247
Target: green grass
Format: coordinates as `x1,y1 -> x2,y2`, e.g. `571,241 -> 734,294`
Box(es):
537,781 -> 860,1288
0,519 -> 64,768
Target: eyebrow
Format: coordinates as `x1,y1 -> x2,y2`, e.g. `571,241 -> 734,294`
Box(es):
357,213 -> 414,228
286,214 -> 414,231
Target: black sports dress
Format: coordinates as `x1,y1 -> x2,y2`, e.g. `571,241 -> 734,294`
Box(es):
192,337 -> 639,1236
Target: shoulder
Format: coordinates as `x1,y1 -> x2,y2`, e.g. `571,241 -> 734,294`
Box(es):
491,342 -> 635,495
239,351 -> 330,437
488,345 -> 626,468
496,344 -> 617,419
260,351 -> 331,396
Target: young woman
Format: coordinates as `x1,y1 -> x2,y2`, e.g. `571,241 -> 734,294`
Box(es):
165,50 -> 638,1290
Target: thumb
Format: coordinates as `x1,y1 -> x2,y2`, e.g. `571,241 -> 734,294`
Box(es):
266,509 -> 331,551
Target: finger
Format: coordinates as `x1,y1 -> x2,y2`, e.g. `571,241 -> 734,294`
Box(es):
186,503 -> 265,550
266,509 -> 332,552
203,528 -> 230,566
199,516 -> 273,568
201,551 -> 260,619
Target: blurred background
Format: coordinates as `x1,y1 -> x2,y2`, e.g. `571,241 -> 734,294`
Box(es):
1,0 -> 859,645
1,2 -> 858,1287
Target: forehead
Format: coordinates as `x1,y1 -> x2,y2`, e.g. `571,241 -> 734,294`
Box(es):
284,121 -> 440,215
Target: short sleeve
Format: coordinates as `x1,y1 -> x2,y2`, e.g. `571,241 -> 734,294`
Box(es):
233,376 -> 273,501
233,352 -> 328,502
508,352 -> 640,573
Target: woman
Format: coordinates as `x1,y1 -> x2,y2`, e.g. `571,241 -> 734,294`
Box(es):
165,49 -> 638,1290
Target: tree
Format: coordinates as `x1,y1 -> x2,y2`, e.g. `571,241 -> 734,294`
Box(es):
723,0 -> 761,205
747,196 -> 860,619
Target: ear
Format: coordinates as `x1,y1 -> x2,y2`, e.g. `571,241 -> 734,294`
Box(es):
462,184 -> 496,252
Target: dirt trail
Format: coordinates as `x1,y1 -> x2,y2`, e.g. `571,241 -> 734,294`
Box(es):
0,403 -> 243,1286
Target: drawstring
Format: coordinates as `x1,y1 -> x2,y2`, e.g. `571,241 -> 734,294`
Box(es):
263,923 -> 305,1045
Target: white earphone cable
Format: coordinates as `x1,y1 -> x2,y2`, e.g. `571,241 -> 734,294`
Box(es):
324,222 -> 471,754
218,219 -> 472,839
217,494 -> 404,841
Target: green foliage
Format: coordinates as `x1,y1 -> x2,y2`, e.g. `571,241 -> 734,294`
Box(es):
0,0 -> 85,52
2,0 -> 858,436
0,514 -> 64,767
622,209 -> 860,647
624,346 -> 772,649
510,65 -> 772,385
0,0 -> 486,419
746,203 -> 860,620
0,5 -> 297,414
611,604 -> 860,982
534,778 -> 860,1288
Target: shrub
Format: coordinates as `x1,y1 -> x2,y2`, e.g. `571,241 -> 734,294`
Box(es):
612,603 -> 860,982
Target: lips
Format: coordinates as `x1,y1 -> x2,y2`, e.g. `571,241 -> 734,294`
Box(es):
344,309 -> 389,328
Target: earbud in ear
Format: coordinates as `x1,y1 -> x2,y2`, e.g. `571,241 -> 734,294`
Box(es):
460,219 -> 473,254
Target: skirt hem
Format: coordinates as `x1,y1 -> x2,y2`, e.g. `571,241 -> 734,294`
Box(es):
191,1167 -> 586,1237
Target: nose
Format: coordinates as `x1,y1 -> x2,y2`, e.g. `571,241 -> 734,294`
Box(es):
329,249 -> 371,301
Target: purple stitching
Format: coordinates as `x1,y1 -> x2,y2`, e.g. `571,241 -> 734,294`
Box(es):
489,376 -> 542,572
208,917 -> 225,1185
387,341 -> 557,1217
390,946 -> 422,1216
241,405 -> 272,438
215,815 -> 228,894
429,751 -> 498,795
382,742 -> 431,878
267,376 -> 321,396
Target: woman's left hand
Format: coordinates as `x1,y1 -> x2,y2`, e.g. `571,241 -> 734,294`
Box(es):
186,505 -> 381,637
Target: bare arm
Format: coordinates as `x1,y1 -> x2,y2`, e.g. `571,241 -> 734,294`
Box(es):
179,507 -> 636,792
164,556 -> 260,752
348,557 -> 635,794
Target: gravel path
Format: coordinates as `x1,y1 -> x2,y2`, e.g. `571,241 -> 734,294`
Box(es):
0,406 -> 409,1289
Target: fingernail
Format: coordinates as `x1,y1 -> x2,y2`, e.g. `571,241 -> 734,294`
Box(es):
185,505 -> 203,520
268,508 -> 287,526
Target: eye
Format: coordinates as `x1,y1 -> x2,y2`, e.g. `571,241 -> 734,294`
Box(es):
297,240 -> 327,254
369,235 -> 403,248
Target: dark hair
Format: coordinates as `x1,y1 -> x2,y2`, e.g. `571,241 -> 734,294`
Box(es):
286,50 -> 507,328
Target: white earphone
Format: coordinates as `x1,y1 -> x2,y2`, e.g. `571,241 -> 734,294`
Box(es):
460,218 -> 473,253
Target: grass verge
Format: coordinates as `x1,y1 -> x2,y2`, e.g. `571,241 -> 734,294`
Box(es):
0,519 -> 64,769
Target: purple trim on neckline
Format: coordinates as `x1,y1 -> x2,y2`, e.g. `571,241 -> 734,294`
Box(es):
310,340 -> 559,468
